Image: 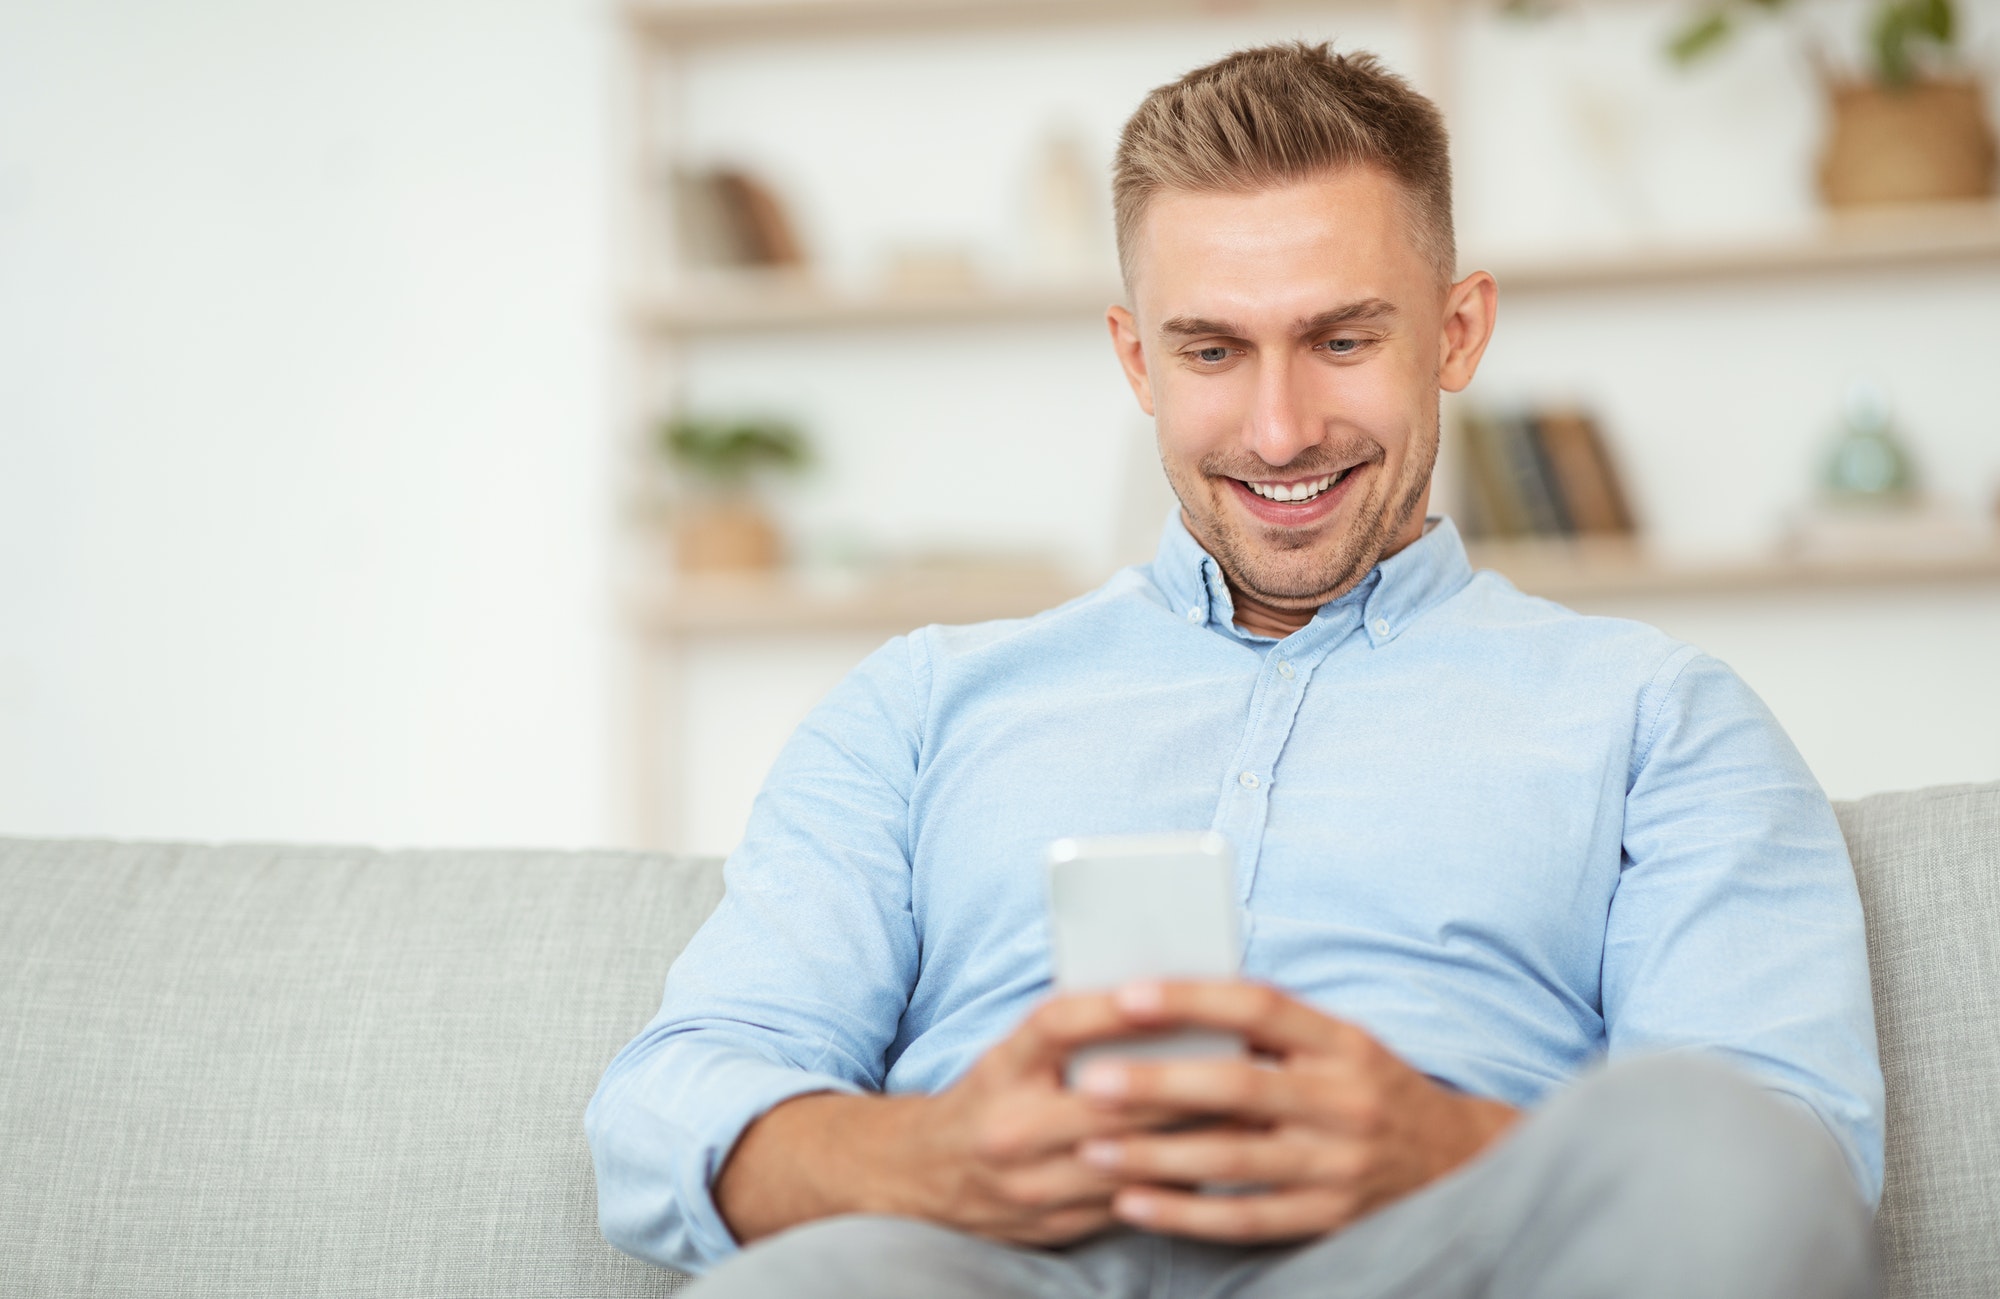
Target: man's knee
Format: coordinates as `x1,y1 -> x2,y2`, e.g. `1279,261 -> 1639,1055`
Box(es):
685,1215 -> 1052,1299
1519,1054 -> 1874,1295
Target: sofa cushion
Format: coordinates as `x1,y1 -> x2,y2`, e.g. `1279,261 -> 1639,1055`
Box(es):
0,839 -> 722,1298
1838,783 -> 2000,1299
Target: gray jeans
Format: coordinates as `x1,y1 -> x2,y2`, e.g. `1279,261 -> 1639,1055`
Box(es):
687,1056 -> 1877,1298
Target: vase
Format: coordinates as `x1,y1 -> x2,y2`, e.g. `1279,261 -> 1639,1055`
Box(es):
673,498 -> 783,573
1818,75 -> 1998,207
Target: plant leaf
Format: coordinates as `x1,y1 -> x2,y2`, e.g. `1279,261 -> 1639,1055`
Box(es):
1873,4 -> 1916,86
1914,0 -> 1954,45
1668,10 -> 1734,65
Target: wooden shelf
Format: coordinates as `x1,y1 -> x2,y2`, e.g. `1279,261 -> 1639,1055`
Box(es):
634,202 -> 2000,336
1486,201 -> 2000,294
1467,537 -> 2000,602
630,544 -> 2000,635
627,0 -> 1386,45
631,561 -> 1086,634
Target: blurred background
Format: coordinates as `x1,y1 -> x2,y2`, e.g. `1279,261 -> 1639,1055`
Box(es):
3,0 -> 1997,857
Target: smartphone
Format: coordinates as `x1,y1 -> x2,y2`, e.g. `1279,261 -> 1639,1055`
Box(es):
1045,831 -> 1245,1086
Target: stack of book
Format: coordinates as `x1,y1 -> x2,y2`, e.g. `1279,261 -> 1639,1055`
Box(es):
1454,408 -> 1636,540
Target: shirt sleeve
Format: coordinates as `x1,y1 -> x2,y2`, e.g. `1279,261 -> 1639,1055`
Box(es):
1605,648 -> 1885,1207
585,633 -> 931,1272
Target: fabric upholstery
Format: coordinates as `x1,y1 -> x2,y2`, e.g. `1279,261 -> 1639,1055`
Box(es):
0,839 -> 723,1297
1,780 -> 1994,1297
1838,784 -> 2000,1299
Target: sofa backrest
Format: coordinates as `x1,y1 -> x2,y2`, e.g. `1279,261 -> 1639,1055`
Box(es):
3,783 -> 1996,1297
1837,784 -> 2000,1299
0,840 -> 718,1298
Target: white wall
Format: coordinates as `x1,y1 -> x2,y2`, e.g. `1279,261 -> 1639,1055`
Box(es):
0,0 -> 614,847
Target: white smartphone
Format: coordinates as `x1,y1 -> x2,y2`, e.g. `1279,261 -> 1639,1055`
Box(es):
1045,831 -> 1245,1086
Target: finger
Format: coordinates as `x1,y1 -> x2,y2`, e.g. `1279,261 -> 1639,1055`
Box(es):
974,1091 -> 1232,1164
1111,980 -> 1361,1057
986,1154 -> 1122,1213
1078,1129 -> 1340,1188
1076,1056 -> 1310,1123
998,1204 -> 1119,1249
1112,1184 -> 1358,1243
986,993 -> 1141,1076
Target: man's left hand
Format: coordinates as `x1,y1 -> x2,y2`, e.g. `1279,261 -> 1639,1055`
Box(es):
1073,980 -> 1521,1243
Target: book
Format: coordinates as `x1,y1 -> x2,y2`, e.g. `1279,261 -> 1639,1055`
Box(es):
671,167 -> 805,270
1531,409 -> 1635,535
1488,411 -> 1567,537
1455,405 -> 1636,541
1456,410 -> 1531,538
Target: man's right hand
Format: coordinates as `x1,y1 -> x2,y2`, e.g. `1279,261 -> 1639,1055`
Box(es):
714,993 -> 1187,1248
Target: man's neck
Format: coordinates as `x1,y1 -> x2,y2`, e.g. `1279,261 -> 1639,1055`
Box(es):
1221,520 -> 1429,640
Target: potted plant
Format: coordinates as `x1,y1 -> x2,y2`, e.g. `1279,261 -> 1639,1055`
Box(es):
1669,0 -> 1996,206
659,414 -> 810,573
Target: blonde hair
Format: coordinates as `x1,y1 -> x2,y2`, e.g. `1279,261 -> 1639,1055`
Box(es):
1112,42 -> 1455,286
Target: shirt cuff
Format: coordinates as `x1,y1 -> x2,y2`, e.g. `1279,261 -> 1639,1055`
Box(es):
591,1038 -> 865,1273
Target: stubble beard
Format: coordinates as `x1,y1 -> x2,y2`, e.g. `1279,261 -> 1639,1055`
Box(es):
1164,417 -> 1439,610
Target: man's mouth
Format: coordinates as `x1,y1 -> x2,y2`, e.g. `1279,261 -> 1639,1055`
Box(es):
1240,468 -> 1354,504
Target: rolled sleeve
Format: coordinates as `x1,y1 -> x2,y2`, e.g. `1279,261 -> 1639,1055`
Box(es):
586,1032 -> 862,1270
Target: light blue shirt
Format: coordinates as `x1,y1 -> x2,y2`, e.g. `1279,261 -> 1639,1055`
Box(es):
587,515 -> 1884,1274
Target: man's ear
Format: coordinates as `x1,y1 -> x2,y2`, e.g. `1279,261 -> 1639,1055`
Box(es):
1106,305 -> 1155,416
1437,271 -> 1498,394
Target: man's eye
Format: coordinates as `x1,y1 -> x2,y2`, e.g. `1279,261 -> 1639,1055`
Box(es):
1195,346 -> 1231,363
1324,338 -> 1361,355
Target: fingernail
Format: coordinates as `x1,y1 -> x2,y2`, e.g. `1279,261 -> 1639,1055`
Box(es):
1079,1139 -> 1122,1168
1077,1062 -> 1128,1097
1116,981 -> 1164,1013
1117,1191 -> 1157,1223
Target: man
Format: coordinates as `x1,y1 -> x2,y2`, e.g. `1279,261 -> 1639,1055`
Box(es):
588,43 -> 1882,1298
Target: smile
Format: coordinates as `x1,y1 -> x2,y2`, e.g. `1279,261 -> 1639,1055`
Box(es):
1239,468 -> 1353,503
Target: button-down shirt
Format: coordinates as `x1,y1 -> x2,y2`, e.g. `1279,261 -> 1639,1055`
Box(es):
587,515 -> 1884,1274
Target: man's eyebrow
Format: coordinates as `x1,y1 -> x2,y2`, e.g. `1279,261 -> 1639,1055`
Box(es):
1156,299 -> 1399,341
1294,299 -> 1398,333
1158,315 -> 1243,339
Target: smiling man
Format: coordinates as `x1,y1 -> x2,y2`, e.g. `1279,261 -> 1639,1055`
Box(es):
587,43 -> 1882,1298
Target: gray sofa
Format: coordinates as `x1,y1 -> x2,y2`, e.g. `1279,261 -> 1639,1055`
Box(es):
3,784 -> 1996,1298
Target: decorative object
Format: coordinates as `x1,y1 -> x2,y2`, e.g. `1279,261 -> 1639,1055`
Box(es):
1024,126 -> 1109,283
1821,381 -> 1915,503
1786,381 -> 1989,557
1668,0 -> 1997,207
660,414 -> 810,573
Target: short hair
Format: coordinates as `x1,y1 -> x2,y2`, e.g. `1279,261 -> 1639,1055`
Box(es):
1112,42 -> 1455,287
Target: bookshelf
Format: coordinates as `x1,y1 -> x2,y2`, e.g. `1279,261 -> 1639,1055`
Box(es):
615,1 -> 2000,849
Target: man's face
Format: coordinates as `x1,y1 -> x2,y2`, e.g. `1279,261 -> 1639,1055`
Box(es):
1109,168 -> 1493,612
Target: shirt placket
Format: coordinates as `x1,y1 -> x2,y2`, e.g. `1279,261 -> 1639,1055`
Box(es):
1208,608 -> 1356,905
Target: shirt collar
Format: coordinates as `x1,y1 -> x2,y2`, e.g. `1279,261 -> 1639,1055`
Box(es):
1149,510 -> 1473,644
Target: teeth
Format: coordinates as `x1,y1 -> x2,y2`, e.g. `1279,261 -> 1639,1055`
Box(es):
1247,471 -> 1341,502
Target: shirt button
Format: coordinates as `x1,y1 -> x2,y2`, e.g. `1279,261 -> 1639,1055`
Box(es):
1277,660 -> 1295,680
1372,617 -> 1391,637
1186,606 -> 1203,624
1239,771 -> 1260,790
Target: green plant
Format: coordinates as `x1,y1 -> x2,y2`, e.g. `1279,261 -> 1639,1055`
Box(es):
1668,0 -> 1958,87
660,414 -> 810,489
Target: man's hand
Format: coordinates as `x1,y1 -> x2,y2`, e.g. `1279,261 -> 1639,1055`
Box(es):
715,992 -> 1187,1248
1070,980 -> 1521,1243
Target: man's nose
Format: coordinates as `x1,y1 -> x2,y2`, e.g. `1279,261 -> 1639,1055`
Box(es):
1244,353 -> 1319,469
